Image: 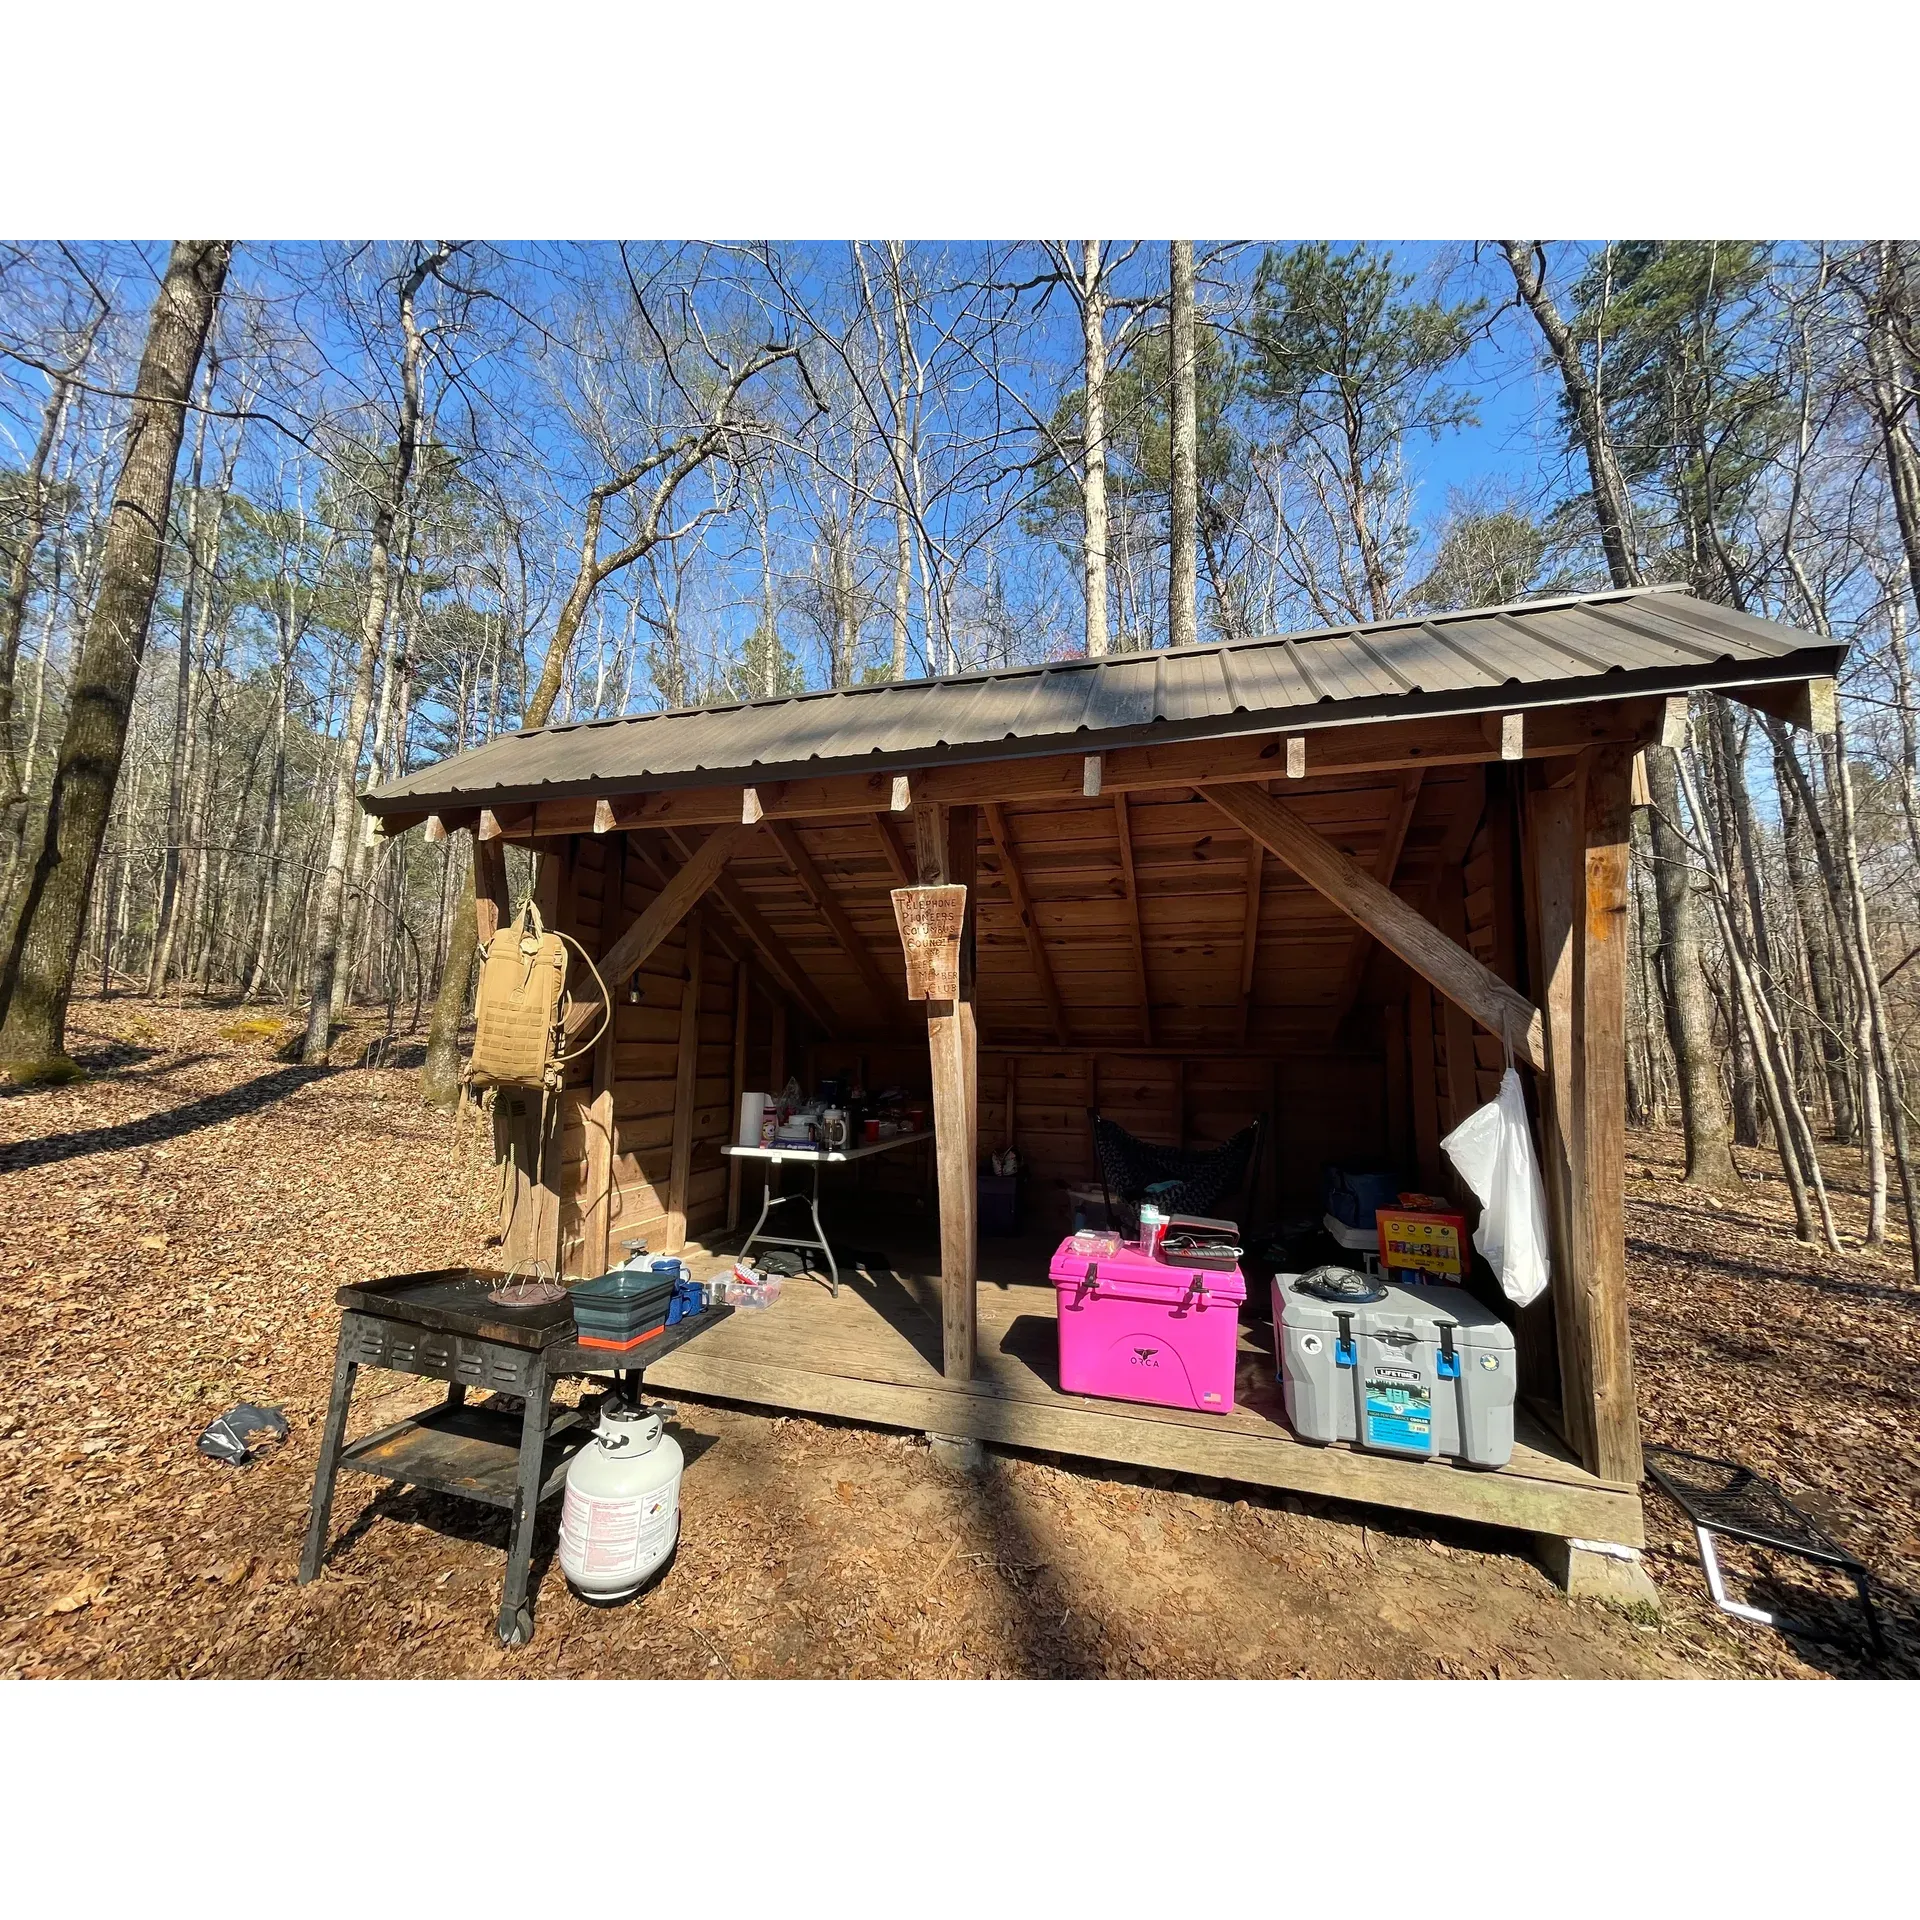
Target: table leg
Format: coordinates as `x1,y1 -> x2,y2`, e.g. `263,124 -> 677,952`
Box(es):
498,1358 -> 551,1645
810,1159 -> 839,1298
299,1331 -> 359,1585
740,1169 -> 776,1260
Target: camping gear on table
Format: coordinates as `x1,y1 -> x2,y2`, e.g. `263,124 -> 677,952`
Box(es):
1089,1110 -> 1266,1236
1050,1233 -> 1247,1414
569,1262 -> 684,1352
1441,1067 -> 1552,1308
301,1266 -> 731,1644
1374,1202 -> 1470,1288
1643,1444 -> 1886,1658
558,1400 -> 684,1601
1273,1270 -> 1516,1466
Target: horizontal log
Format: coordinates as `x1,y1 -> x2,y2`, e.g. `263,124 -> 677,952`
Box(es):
1722,675 -> 1837,735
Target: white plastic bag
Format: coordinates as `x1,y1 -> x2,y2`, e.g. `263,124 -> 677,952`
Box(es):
1440,1066 -> 1551,1308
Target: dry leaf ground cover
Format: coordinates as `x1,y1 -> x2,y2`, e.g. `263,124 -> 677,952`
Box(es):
1,997 -> 1912,1679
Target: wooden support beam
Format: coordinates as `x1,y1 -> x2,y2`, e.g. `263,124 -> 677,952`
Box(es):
424,813 -> 448,844
1111,793 -> 1153,1045
1235,839 -> 1263,1047
1659,695 -> 1690,750
472,834 -> 510,946
1409,987 -> 1441,1190
1286,735 -> 1306,778
1203,780 -> 1546,1072
984,802 -> 1068,1044
1500,712 -> 1525,761
916,797 -> 977,1382
562,821 -> 758,1042
1722,676 -> 1835,735
1330,767 -> 1424,1029
741,785 -> 764,824
1082,753 -> 1103,797
662,910 -> 705,1254
579,834 -> 625,1277
766,817 -> 900,1017
1436,867 -> 1479,1134
871,811 -> 913,885
726,959 -> 750,1231
1567,746 -> 1642,1483
666,834 -> 840,1040
593,797 -> 616,834
471,697 -> 1669,840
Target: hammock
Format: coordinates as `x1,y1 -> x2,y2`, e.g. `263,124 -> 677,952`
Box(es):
1088,1110 -> 1266,1233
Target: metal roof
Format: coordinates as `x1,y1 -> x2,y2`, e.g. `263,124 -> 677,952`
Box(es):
364,585 -> 1844,816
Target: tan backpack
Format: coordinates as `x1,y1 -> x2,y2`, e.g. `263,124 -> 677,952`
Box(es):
468,899 -> 571,1092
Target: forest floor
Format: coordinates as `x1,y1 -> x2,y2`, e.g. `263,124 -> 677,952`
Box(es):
1,997 -> 1914,1680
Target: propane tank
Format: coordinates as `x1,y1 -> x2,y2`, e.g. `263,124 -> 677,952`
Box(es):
558,1400 -> 683,1601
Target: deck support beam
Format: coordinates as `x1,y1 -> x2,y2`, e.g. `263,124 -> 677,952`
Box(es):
915,796 -> 978,1382
1202,781 -> 1547,1072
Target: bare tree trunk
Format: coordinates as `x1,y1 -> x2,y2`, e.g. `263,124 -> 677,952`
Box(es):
1168,239 -> 1199,650
304,247 -> 441,1063
1776,740 -> 1855,1142
1642,739 -> 1741,1185
147,354 -> 219,995
0,366 -> 79,825
1831,712 -> 1920,1270
1503,240 -> 1739,1183
1082,241 -> 1109,658
0,241 -> 231,1076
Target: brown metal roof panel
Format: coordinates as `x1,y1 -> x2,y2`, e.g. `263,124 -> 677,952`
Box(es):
1426,613 -> 1596,686
1080,653 -> 1165,731
1363,623 -> 1505,693
1604,595 -> 1798,661
1158,648 -> 1233,724
1292,634 -> 1411,702
1220,641 -> 1320,712
1520,605 -> 1695,674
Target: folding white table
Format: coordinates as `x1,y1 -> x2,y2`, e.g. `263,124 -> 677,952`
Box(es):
722,1132 -> 932,1297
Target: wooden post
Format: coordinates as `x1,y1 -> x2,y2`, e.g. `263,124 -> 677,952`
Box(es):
1409,986 -> 1441,1191
1523,767 -> 1579,1435
1570,745 -> 1641,1484
1436,868 -> 1478,1135
663,909 -> 705,1254
727,958 -> 750,1231
1524,750 -> 1642,1482
579,834 -> 625,1277
916,795 -> 978,1381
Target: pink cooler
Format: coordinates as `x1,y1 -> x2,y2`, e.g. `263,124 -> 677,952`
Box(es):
1050,1234 -> 1246,1414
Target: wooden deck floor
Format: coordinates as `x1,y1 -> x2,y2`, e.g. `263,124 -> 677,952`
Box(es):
648,1218 -> 1644,1546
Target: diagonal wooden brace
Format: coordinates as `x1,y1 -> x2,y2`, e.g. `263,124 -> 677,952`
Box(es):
1202,781 -> 1546,1073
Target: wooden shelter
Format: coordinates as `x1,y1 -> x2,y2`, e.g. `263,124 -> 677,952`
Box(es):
365,585 -> 1843,1567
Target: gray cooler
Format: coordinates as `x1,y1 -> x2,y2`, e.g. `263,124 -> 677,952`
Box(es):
1273,1273 -> 1517,1468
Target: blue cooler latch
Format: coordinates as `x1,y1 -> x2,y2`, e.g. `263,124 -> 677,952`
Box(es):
1436,1324 -> 1460,1380
1334,1310 -> 1356,1368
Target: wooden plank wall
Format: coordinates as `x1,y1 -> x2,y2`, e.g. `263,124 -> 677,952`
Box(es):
547,834 -> 740,1271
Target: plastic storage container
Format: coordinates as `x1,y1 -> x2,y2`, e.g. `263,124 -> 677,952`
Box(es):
569,1267 -> 677,1352
1273,1272 -> 1516,1466
1050,1234 -> 1246,1414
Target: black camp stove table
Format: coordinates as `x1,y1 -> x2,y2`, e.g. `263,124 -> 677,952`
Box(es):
299,1266 -> 731,1645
